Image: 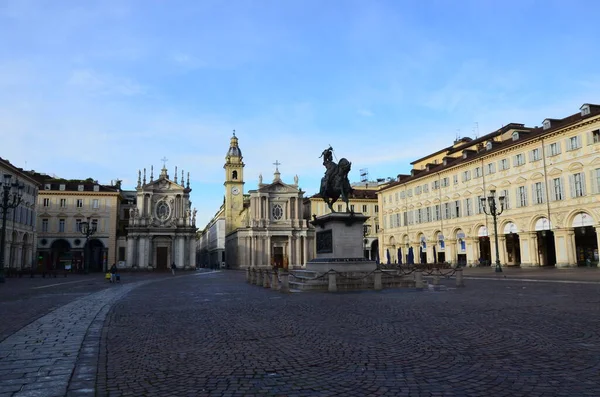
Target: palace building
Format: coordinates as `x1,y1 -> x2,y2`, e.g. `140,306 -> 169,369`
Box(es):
378,103 -> 600,268
220,133 -> 314,269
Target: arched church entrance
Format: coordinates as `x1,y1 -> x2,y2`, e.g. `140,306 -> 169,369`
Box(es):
50,239 -> 71,272
535,217 -> 556,267
478,226 -> 491,266
504,222 -> 521,266
572,212 -> 597,266
86,239 -> 105,272
370,239 -> 378,261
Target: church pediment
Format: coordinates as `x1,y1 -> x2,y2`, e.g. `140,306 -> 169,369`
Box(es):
143,178 -> 185,192
258,181 -> 298,194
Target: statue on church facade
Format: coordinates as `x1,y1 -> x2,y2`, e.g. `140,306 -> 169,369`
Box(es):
319,146 -> 353,212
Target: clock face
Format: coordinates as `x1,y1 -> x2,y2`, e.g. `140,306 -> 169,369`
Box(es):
231,187 -> 240,195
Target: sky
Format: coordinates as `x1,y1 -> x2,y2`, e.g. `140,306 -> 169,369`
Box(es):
2,0 -> 600,227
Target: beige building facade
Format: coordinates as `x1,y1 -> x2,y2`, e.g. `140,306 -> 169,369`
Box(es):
222,133 -> 314,269
0,158 -> 40,272
33,175 -> 121,272
378,103 -> 600,268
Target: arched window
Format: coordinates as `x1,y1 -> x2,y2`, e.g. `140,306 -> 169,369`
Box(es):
232,170 -> 238,180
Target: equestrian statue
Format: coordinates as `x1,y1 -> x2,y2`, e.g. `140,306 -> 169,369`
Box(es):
318,146 -> 353,212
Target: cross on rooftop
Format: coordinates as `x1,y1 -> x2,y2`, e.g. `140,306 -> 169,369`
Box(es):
273,160 -> 281,171
161,157 -> 168,168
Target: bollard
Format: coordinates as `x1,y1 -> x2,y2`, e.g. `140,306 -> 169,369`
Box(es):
374,270 -> 382,291
251,268 -> 257,284
415,270 -> 424,290
271,271 -> 279,290
456,268 -> 465,287
246,267 -> 251,283
256,269 -> 263,286
328,272 -> 337,292
280,271 -> 290,293
263,271 -> 270,288
432,269 -> 440,285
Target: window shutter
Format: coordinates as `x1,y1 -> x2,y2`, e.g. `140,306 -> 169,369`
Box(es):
515,188 -> 521,207
580,173 -> 587,196
556,142 -> 562,154
569,175 -> 575,198
545,144 -> 551,155
590,170 -> 598,194
577,135 -> 582,149
524,187 -> 528,206
513,155 -> 518,167
529,151 -> 534,162
566,138 -> 572,151
531,185 -> 538,205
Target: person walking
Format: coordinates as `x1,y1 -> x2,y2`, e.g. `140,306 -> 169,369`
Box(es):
171,262 -> 176,276
109,263 -> 117,283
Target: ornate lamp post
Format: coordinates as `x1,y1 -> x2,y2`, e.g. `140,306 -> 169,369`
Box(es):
480,189 -> 505,273
79,216 -> 97,274
0,174 -> 24,283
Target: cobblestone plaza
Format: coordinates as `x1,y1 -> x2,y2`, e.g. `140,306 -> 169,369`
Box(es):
1,270 -> 599,396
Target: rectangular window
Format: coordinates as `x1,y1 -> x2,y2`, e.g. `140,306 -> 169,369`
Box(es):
593,130 -> 600,144
374,205 -> 379,213
486,163 -> 496,175
517,186 -> 527,207
60,198 -> 67,208
530,148 -> 541,162
394,192 -> 398,202
43,198 -> 50,207
395,213 -> 401,228
552,178 -> 563,201
415,186 -> 422,195
571,173 -> 586,197
362,205 -> 368,213
454,200 -> 461,218
499,159 -> 510,171
462,170 -> 471,182
441,177 -> 449,187
453,175 -> 458,185
59,219 -> 65,232
444,203 -> 451,220
92,199 -> 99,209
534,182 -> 545,204
350,204 -> 355,212
474,167 -> 482,178
435,204 -> 440,221
432,180 -> 439,190
426,207 -> 431,222
549,142 -> 561,156
423,184 -> 429,193
513,154 -> 525,167
383,196 -> 387,204
566,136 -> 581,151
465,198 -> 472,216
500,190 -> 510,210
337,204 -> 342,212
42,219 -> 49,232
77,199 -> 83,208
403,212 -> 407,225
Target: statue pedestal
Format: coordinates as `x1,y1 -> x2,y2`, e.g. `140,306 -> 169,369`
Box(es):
306,212 -> 376,273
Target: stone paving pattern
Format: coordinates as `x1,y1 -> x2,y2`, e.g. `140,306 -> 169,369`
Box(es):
99,271 -> 600,397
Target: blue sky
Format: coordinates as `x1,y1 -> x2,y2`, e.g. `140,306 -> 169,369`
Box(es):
2,0 -> 599,227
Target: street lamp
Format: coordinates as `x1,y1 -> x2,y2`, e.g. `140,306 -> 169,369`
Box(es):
480,189 -> 505,273
79,216 -> 97,274
0,174 -> 24,283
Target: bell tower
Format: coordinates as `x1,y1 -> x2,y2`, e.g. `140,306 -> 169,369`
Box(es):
224,131 -> 245,234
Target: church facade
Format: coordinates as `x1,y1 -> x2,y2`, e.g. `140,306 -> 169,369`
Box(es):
125,164 -> 197,270
223,133 -> 314,269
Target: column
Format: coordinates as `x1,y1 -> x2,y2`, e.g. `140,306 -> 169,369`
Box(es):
567,228 -> 577,266
266,236 -> 271,267
295,236 -> 301,267
126,237 -> 134,267
286,238 -> 291,269
466,238 -> 477,266
178,235 -> 185,268
15,243 -> 23,270
553,228 -> 569,267
250,236 -> 255,267
471,238 -> 480,266
445,239 -> 455,265
137,237 -> 146,268
595,226 -> 600,263
189,236 -> 197,268
523,232 -> 539,267
302,235 -> 308,266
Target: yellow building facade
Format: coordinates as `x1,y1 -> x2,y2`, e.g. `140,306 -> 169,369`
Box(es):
34,176 -> 121,272
378,103 -> 600,268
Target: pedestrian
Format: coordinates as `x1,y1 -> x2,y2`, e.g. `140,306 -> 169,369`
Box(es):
110,263 -> 117,283
171,262 -> 176,276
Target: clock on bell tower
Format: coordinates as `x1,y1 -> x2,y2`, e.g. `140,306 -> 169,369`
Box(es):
224,131 -> 245,234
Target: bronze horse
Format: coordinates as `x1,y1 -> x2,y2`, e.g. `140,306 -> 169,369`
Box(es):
319,158 -> 353,212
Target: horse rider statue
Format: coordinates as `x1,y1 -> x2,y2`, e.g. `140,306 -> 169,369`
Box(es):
318,146 -> 353,212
